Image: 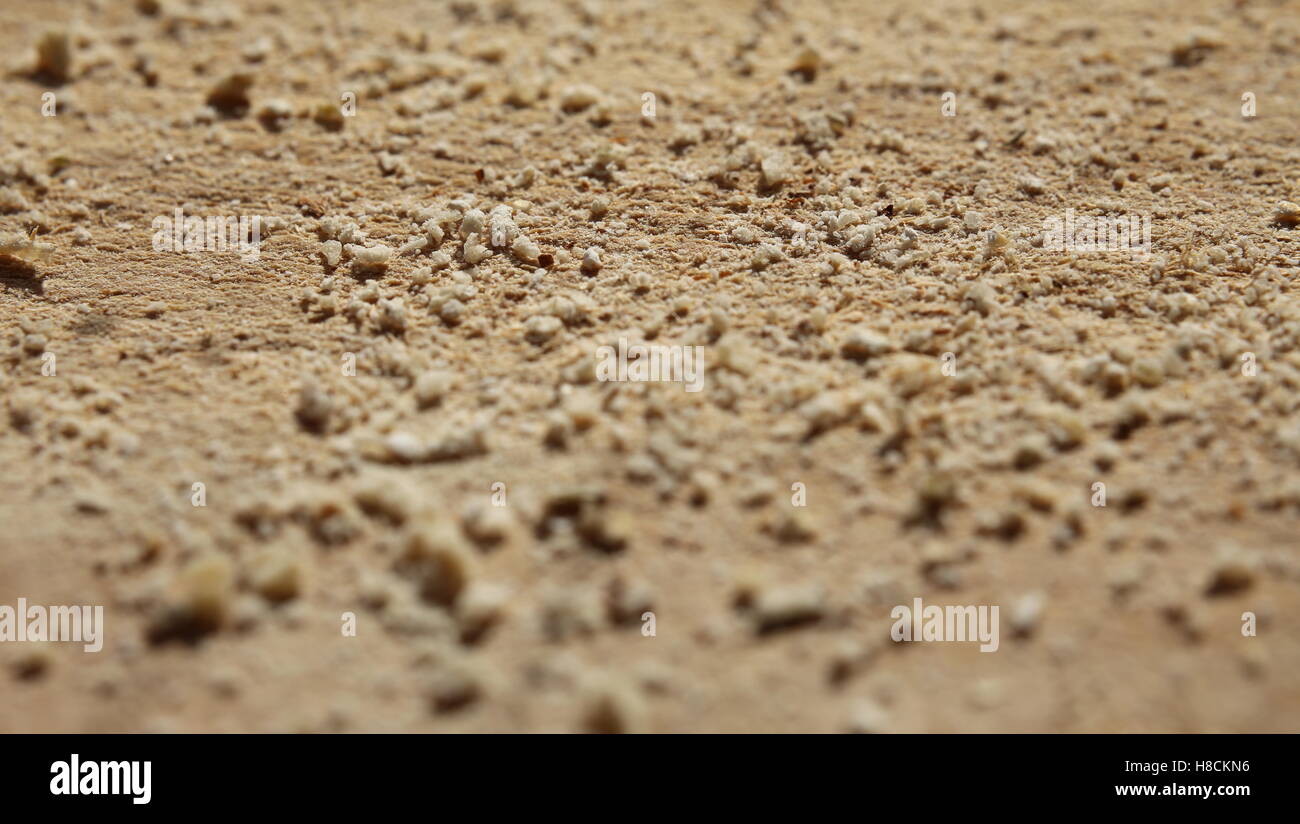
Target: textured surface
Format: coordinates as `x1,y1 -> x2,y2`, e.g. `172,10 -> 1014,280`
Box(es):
1,0 -> 1298,732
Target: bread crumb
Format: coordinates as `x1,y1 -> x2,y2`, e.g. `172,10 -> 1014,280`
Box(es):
511,234 -> 541,264
844,699 -> 890,733
354,476 -> 414,524
579,246 -> 602,275
789,46 -> 822,81
148,554 -> 235,643
312,102 -> 345,131
1018,174 -> 1046,195
438,298 -> 465,325
34,30 -> 72,83
207,72 -> 254,115
1010,591 -> 1045,637
398,235 -> 428,256
840,328 -> 894,361
347,243 -> 393,269
463,234 -> 492,264
0,231 -> 55,263
460,208 -> 486,237
559,84 -> 602,113
321,240 -> 342,267
413,371 -> 454,408
749,582 -> 825,634
256,99 -> 292,131
760,151 -> 792,189
1272,201 -> 1300,227
377,297 -> 407,333
295,381 -> 332,432
460,504 -> 513,548
579,678 -> 647,733
457,582 -> 509,643
1205,549 -> 1256,596
248,549 -> 303,603
404,517 -> 476,607
429,661 -> 483,713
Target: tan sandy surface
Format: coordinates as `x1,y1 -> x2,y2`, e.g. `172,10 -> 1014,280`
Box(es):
1,0 -> 1299,732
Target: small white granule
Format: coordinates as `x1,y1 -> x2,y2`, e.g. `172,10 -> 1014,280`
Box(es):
486,205 -> 519,247
347,244 -> 394,267
580,247 -> 602,274
760,152 -> 791,189
321,240 -> 342,266
511,234 -> 540,264
0,231 -> 54,262
460,209 -> 486,238
750,244 -> 784,270
1018,175 -> 1046,195
463,235 -> 492,264
377,298 -> 407,333
413,371 -> 453,408
319,217 -> 363,244
398,235 -> 428,256
1273,201 -> 1300,226
421,219 -> 445,246
524,315 -> 562,344
439,299 -> 466,325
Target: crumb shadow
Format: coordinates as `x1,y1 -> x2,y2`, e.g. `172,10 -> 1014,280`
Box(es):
69,311 -> 118,338
9,66 -> 66,89
27,71 -> 66,89
0,257 -> 44,294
